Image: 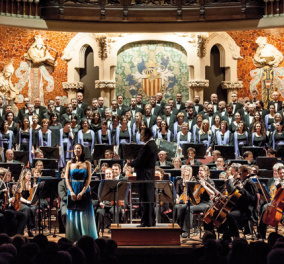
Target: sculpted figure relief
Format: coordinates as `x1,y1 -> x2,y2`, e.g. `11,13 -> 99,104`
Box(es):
24,35 -> 58,67
0,60 -> 19,103
253,36 -> 283,68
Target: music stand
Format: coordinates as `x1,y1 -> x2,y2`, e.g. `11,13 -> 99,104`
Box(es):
32,159 -> 58,169
258,169 -> 273,178
90,179 -> 101,201
256,157 -> 278,170
34,177 -> 61,236
154,181 -> 174,226
241,146 -> 266,158
212,179 -> 226,192
227,159 -> 248,165
40,147 -> 60,160
120,143 -> 144,160
100,180 -> 128,224
209,170 -> 225,179
13,151 -> 29,166
181,144 -> 207,159
214,146 -> 235,160
191,165 -> 200,178
0,163 -> 24,181
41,169 -> 59,178
93,144 -> 114,160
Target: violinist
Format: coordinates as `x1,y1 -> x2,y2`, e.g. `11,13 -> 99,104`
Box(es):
19,168 -> 37,237
174,165 -> 193,234
223,165 -> 258,239
0,169 -> 26,236
258,165 -> 284,239
181,165 -> 215,239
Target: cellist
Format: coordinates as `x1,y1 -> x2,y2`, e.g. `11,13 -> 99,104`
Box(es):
223,165 -> 258,240
0,168 -> 26,236
258,165 -> 284,239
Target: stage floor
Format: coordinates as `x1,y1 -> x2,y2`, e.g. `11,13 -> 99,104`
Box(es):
24,224 -> 284,247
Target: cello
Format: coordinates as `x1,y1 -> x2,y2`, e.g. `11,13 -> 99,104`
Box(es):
262,187 -> 284,227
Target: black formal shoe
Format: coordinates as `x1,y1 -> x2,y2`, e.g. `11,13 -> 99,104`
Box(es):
137,224 -> 148,227
181,232 -> 188,238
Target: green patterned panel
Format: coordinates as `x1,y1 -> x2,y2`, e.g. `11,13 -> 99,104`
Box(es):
116,41 -> 189,105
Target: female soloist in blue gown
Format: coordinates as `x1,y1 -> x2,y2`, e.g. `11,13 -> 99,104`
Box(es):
66,144 -> 98,242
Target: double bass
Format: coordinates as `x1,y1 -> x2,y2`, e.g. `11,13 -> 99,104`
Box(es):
262,187 -> 284,227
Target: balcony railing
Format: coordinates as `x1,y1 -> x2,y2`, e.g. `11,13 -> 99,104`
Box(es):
0,0 -> 40,18
264,0 -> 284,17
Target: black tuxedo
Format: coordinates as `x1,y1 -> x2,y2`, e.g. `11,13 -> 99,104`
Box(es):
150,105 -> 162,116
277,109 -> 284,119
203,113 -> 220,126
162,114 -> 177,130
136,103 -> 145,112
98,106 -> 107,118
194,104 -> 204,113
18,107 -> 29,123
72,107 -> 84,119
174,101 -> 185,112
221,113 -> 234,125
268,100 -> 283,112
111,108 -> 123,117
54,105 -> 66,118
243,114 -> 255,128
131,139 -> 158,227
209,102 -> 219,113
143,115 -> 157,128
130,107 -> 143,117
231,102 -> 243,114
258,109 -> 269,119
77,101 -> 88,111
184,116 -> 197,132
118,104 -> 130,115
60,112 -> 73,124
156,101 -> 166,110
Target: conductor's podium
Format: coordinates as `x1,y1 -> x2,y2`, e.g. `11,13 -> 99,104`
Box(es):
111,223 -> 181,246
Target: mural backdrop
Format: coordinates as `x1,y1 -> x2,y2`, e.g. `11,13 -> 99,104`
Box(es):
115,41 -> 189,105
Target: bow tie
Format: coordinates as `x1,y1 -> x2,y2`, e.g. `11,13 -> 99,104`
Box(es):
228,115 -> 233,117
188,117 -> 193,120
35,106 -> 40,109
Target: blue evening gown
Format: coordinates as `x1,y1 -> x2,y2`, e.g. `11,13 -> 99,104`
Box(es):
66,168 -> 98,242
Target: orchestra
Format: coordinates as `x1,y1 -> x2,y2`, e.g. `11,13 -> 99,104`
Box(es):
0,90 -> 284,242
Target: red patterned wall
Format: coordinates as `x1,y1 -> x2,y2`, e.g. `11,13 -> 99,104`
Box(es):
0,26 -> 76,109
0,26 -> 283,109
227,29 -> 284,101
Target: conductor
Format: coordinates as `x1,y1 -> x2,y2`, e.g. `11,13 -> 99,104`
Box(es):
129,128 -> 158,227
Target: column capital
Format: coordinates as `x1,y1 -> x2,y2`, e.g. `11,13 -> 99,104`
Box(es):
188,79 -> 209,89
95,80 -> 116,89
221,81 -> 243,90
62,82 -> 84,90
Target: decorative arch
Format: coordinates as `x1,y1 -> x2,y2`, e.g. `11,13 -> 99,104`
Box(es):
62,33 -> 101,82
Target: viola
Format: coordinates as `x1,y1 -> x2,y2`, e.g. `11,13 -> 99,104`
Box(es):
263,187 -> 284,227
1,168 -> 10,211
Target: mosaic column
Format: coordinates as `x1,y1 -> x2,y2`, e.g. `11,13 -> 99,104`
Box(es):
62,82 -> 84,103
221,81 -> 243,103
188,80 -> 209,104
95,80 -> 116,107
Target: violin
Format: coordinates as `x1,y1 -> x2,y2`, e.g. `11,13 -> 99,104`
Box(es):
11,180 -> 21,211
262,187 -> 284,227
1,168 -> 10,211
193,181 -> 206,205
